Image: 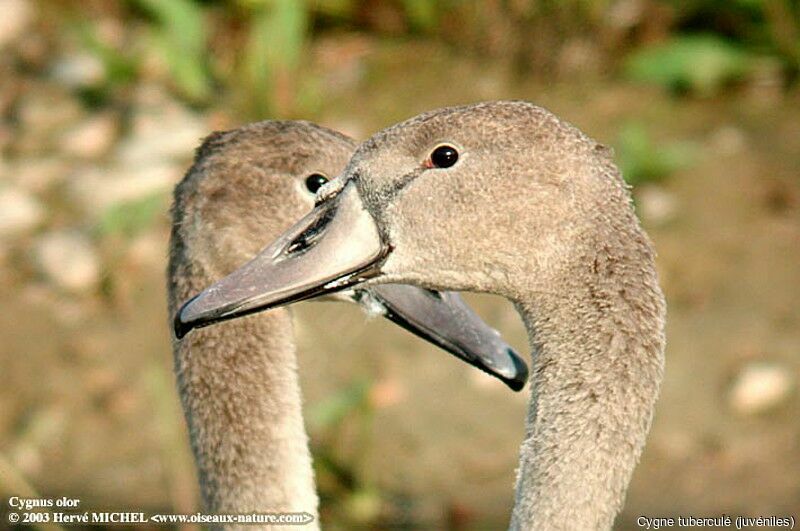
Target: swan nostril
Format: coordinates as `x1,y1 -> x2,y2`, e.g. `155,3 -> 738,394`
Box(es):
424,289 -> 443,300
285,206 -> 336,255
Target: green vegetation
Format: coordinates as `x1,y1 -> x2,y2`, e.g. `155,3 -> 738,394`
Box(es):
308,379 -> 384,525
308,378 -> 373,430
9,2 -> 797,527
616,122 -> 697,185
47,0 -> 799,119
624,35 -> 754,96
239,0 -> 310,116
131,0 -> 213,102
95,193 -> 167,239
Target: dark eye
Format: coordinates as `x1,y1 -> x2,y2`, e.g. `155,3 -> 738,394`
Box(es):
429,145 -> 459,168
304,173 -> 328,194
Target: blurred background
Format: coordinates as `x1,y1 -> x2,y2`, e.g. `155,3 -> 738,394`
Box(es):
1,0 -> 799,529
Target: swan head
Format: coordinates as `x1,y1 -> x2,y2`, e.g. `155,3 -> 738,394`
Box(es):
170,120 -> 355,279
346,100 -> 628,298
172,118 -> 529,390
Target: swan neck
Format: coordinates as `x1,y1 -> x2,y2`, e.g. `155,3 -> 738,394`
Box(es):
509,242 -> 666,530
172,307 -> 319,529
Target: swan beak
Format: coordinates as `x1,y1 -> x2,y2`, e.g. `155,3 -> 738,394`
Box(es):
175,184 -> 387,338
354,286 -> 528,391
174,182 -> 529,390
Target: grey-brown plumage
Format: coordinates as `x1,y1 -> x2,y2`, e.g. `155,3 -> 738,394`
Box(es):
169,101 -> 666,530
344,101 -> 667,530
167,121 -> 355,529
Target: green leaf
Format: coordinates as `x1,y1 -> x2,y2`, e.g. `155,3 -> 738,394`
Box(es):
96,193 -> 166,239
623,34 -> 753,96
74,22 -> 138,88
242,0 -> 309,115
616,122 -> 697,185
131,0 -> 212,102
307,380 -> 372,430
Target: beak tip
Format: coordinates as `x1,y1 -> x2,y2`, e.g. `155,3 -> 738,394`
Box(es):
173,295 -> 202,340
173,310 -> 191,340
503,348 -> 529,392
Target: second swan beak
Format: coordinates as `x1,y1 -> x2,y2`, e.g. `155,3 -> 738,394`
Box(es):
175,184 -> 388,336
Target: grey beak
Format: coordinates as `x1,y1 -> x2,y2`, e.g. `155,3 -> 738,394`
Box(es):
174,184 -> 388,337
174,182 -> 529,391
358,285 -> 528,390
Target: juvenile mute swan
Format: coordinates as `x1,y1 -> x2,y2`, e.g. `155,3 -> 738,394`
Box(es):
168,119 -> 528,528
176,102 -> 666,530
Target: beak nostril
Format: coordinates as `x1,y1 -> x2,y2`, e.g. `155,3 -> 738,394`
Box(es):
285,236 -> 310,255
286,206 -> 336,255
424,289 -> 443,300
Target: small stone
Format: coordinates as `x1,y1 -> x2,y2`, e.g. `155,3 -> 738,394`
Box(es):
0,187 -> 44,237
50,53 -> 106,88
32,230 -> 101,293
68,163 -> 179,217
729,362 -> 794,415
60,113 -> 118,159
636,185 -> 679,226
0,0 -> 33,49
117,97 -> 206,165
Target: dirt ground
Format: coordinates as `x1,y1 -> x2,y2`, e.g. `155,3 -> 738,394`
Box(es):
1,42 -> 799,529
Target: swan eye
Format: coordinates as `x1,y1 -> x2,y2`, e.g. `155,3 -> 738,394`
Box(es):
428,145 -> 459,169
304,173 -> 329,194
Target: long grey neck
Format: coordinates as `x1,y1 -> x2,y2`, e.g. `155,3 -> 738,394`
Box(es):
508,233 -> 666,530
171,304 -> 319,531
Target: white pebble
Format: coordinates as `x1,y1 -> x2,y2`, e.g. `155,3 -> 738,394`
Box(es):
68,163 -> 178,217
0,0 -> 33,49
116,102 -> 206,165
636,185 -> 679,226
51,53 -> 106,88
32,230 -> 101,293
60,113 -> 118,159
729,363 -> 794,415
0,187 -> 44,237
